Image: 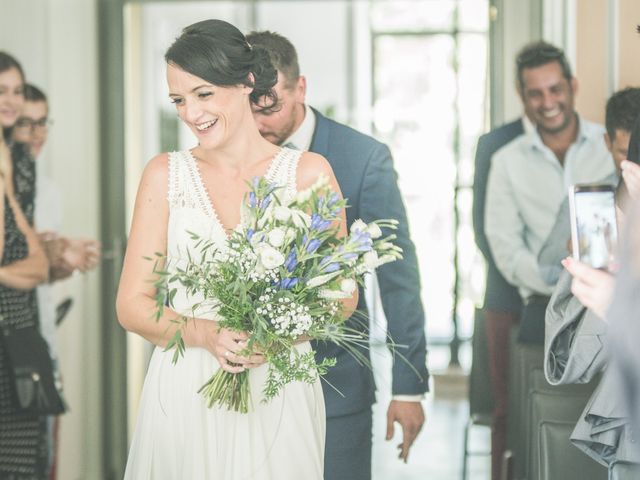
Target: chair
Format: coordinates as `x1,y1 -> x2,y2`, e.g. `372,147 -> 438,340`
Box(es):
506,332 -> 544,479
461,309 -> 494,480
527,368 -> 598,480
539,420 -> 607,480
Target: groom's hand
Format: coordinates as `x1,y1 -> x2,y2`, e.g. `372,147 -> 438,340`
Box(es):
385,400 -> 425,463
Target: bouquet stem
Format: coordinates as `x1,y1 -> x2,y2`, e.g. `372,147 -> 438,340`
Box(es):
198,369 -> 250,413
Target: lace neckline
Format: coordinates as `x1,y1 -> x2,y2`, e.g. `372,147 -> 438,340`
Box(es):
184,147 -> 286,237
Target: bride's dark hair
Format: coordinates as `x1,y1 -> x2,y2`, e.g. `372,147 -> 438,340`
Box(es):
165,19 -> 278,110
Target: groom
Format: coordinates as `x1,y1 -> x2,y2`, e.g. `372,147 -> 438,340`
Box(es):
248,31 -> 429,479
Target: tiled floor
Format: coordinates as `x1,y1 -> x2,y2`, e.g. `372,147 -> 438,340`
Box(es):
370,343 -> 491,480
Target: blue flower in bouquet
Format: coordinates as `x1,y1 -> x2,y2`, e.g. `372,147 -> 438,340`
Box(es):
285,249 -> 298,272
310,213 -> 332,232
349,231 -> 373,252
249,191 -> 257,209
260,193 -> 272,210
277,277 -> 300,290
319,255 -> 341,273
306,238 -> 322,254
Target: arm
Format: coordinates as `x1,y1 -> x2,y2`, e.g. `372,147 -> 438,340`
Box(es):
537,199 -> 571,285
296,151 -> 358,317
0,185 -> 49,289
115,155 -> 261,373
360,143 -> 427,462
485,153 -> 552,295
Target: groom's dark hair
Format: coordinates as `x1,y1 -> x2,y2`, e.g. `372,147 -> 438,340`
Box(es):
245,31 -> 300,90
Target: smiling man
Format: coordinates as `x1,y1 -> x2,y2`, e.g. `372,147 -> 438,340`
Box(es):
485,42 -> 614,337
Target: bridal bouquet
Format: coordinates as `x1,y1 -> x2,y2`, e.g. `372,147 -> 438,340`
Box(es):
152,175 -> 402,413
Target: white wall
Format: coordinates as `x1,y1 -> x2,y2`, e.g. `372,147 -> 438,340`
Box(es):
0,0 -> 102,478
256,1 -> 351,122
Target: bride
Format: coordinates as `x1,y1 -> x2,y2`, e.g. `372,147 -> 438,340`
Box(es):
116,19 -> 357,480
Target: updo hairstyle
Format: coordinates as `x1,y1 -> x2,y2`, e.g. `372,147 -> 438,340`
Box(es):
165,19 -> 278,110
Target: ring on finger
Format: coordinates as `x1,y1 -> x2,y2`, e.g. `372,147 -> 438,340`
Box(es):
224,350 -> 231,358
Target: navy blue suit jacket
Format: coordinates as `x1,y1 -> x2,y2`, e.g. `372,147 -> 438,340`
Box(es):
472,118 -> 524,312
309,108 -> 429,418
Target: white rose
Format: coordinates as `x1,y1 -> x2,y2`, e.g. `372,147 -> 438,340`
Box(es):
259,245 -> 285,270
340,278 -> 357,295
363,250 -> 379,270
350,219 -> 367,234
274,206 -> 292,222
366,223 -> 382,239
267,228 -> 286,248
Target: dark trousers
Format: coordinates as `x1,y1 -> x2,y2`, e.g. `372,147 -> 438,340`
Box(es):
485,309 -> 519,480
324,407 -> 373,480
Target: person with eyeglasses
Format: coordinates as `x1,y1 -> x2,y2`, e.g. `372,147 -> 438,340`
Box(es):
11,83 -> 100,480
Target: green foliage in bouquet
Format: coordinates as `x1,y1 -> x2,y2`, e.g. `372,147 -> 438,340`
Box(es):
151,175 -> 403,413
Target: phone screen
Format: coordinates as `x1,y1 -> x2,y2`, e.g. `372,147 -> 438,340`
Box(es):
569,184 -> 617,270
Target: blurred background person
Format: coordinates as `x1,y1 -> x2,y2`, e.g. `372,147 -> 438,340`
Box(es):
0,50 -> 50,480
11,82 -> 100,480
538,87 -> 640,285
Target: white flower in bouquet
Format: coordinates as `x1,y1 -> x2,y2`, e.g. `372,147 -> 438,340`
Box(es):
267,228 -> 286,248
307,270 -> 342,288
350,219 -> 367,234
363,250 -> 380,270
295,189 -> 313,203
340,278 -> 357,295
319,289 -> 352,300
274,206 -> 292,222
366,223 -> 383,239
291,209 -> 312,229
377,254 -> 399,267
258,244 -> 285,270
283,227 -> 297,245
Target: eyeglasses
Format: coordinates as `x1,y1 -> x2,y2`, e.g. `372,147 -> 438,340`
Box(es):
14,117 -> 53,131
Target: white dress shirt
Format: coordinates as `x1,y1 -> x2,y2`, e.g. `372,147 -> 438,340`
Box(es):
282,103 -> 316,151
486,117 -> 615,300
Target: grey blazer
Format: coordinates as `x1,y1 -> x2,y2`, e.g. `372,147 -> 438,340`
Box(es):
545,271 -> 640,468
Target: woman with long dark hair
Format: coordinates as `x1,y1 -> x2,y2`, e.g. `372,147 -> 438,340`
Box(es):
0,51 -> 50,479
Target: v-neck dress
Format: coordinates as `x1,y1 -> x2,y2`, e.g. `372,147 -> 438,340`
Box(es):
124,147 -> 325,480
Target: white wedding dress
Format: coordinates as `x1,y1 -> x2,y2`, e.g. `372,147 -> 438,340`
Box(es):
124,147 -> 325,480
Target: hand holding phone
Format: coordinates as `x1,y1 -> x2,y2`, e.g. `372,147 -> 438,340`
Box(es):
568,184 -> 618,271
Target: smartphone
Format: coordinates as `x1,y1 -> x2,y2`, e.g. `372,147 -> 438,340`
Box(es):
568,184 -> 618,270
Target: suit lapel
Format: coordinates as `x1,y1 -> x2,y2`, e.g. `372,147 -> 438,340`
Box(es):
309,107 -> 330,157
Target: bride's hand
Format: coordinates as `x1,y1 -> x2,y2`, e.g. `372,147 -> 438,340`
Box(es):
200,323 -> 266,373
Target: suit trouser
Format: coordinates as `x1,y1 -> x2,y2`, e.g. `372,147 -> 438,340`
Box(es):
485,309 -> 519,480
324,407 -> 373,480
